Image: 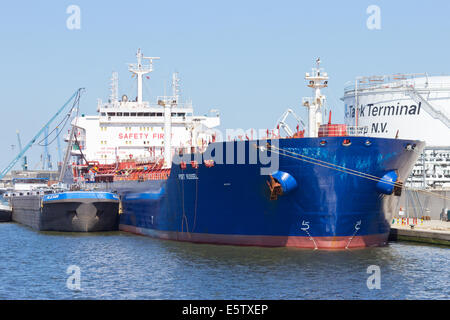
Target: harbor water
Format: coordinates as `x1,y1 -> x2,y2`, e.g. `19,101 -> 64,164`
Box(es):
0,222 -> 448,300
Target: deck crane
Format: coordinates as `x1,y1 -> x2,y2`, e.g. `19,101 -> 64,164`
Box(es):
16,130 -> 28,171
275,108 -> 306,137
0,89 -> 84,181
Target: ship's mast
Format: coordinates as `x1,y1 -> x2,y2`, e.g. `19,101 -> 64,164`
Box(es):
109,71 -> 119,104
163,73 -> 181,168
128,49 -> 159,104
303,58 -> 329,137
172,72 -> 180,105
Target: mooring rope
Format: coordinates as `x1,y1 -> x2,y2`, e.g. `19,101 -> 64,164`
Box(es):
256,143 -> 450,201
269,144 -> 404,187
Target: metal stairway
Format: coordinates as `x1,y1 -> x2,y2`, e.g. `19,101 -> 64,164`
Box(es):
404,85 -> 450,129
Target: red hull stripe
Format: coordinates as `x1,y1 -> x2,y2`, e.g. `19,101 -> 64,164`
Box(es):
119,224 -> 389,249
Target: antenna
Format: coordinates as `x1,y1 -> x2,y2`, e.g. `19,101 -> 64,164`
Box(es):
142,55 -> 161,68
109,71 -> 119,104
172,72 -> 180,104
128,49 -> 160,104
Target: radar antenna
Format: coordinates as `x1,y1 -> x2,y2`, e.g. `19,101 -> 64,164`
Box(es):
128,48 -> 160,104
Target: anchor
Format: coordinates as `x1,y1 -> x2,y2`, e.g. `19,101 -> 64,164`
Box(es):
266,175 -> 283,200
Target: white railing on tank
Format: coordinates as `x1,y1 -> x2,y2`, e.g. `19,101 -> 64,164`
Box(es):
344,73 -> 450,94
344,73 -> 429,92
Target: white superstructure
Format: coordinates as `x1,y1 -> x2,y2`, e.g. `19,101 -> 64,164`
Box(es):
302,58 -> 329,137
343,73 -> 450,189
71,50 -> 220,168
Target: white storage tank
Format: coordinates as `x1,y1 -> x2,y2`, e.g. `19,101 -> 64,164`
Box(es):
342,74 -> 450,146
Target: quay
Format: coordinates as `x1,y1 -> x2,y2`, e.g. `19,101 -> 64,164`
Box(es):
389,220 -> 450,246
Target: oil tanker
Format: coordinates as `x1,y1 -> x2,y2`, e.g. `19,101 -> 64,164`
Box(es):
70,51 -> 423,249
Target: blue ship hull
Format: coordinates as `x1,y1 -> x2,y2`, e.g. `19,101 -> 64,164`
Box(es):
106,136 -> 422,249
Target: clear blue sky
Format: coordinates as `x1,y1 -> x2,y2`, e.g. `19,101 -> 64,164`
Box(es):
0,0 -> 449,170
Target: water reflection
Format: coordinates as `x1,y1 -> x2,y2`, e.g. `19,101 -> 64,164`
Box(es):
0,223 -> 448,299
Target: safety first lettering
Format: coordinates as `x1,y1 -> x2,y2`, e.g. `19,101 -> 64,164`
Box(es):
118,133 -> 164,139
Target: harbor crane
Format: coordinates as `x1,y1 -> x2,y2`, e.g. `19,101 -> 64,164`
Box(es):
0,89 -> 84,181
16,130 -> 28,171
56,126 -> 62,168
42,125 -> 52,170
